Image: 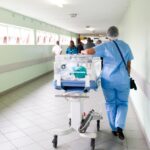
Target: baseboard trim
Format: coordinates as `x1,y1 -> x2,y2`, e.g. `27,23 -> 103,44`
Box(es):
130,98 -> 150,149
0,71 -> 53,96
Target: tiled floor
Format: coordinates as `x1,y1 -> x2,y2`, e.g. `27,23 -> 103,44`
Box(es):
0,73 -> 149,150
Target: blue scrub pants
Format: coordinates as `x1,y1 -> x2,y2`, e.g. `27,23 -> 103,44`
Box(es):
102,85 -> 130,131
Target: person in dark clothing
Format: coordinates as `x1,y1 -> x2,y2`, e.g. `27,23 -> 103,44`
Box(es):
77,38 -> 84,53
84,37 -> 95,49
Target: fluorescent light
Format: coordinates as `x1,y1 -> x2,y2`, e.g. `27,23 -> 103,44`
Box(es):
86,27 -> 95,31
50,0 -> 66,8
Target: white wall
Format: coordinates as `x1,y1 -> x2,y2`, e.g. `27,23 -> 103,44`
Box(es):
119,0 -> 150,146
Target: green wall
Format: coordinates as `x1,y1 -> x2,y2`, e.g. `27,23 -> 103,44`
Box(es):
119,0 -> 150,146
0,7 -> 77,93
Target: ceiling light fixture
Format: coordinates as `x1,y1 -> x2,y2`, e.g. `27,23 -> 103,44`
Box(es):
50,0 -> 66,8
85,26 -> 95,31
69,13 -> 77,18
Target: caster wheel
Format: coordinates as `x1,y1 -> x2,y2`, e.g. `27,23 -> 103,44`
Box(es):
91,138 -> 95,150
69,118 -> 71,127
52,135 -> 58,148
97,120 -> 100,131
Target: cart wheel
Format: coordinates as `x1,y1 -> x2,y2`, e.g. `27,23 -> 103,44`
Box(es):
91,138 -> 95,150
52,135 -> 58,148
97,120 -> 100,131
69,118 -> 71,127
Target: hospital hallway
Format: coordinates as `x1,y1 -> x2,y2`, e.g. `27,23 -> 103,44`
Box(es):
0,0 -> 150,150
0,73 -> 149,150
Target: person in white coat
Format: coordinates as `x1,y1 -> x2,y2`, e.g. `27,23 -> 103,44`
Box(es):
52,41 -> 62,55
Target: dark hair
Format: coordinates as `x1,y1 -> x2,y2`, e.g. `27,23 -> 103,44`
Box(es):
56,41 -> 59,45
69,40 -> 75,48
107,26 -> 119,38
77,38 -> 81,44
96,40 -> 102,44
87,37 -> 91,42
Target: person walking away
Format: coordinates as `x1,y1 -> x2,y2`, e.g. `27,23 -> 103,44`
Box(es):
81,26 -> 134,140
77,38 -> 84,53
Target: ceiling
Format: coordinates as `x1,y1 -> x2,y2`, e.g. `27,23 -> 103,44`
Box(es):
0,0 -> 130,34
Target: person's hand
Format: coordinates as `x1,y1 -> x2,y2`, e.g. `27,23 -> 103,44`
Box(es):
81,50 -> 88,55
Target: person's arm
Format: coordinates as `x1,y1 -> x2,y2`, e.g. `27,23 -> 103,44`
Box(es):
126,44 -> 134,75
59,46 -> 62,55
59,48 -> 62,55
127,61 -> 131,75
81,48 -> 95,55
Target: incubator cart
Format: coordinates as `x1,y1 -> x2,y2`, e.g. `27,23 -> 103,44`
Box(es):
52,55 -> 102,150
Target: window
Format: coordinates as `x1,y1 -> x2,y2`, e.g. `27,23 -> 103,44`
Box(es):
0,23 -> 73,46
60,35 -> 71,45
0,24 -> 8,45
20,28 -> 34,45
0,23 -> 34,45
36,30 -> 44,45
36,30 -> 58,45
8,26 -> 20,45
50,33 -> 59,45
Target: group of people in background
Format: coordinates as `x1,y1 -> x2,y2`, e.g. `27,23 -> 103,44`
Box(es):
52,37 -> 102,56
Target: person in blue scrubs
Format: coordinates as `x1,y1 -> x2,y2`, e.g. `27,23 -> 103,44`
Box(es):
81,26 -> 134,140
66,40 -> 78,54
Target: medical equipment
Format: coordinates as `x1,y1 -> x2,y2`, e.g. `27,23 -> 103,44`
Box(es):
52,55 -> 102,150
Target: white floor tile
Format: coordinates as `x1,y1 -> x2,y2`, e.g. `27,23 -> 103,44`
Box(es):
10,136 -> 35,148
0,120 -> 12,128
4,131 -> 27,140
29,131 -> 50,142
0,125 -> 19,134
18,143 -> 45,150
22,126 -> 44,135
0,142 -> 17,150
0,134 -> 9,143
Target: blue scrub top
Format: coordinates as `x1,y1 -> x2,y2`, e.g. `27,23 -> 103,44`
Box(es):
66,47 -> 78,54
94,39 -> 134,87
